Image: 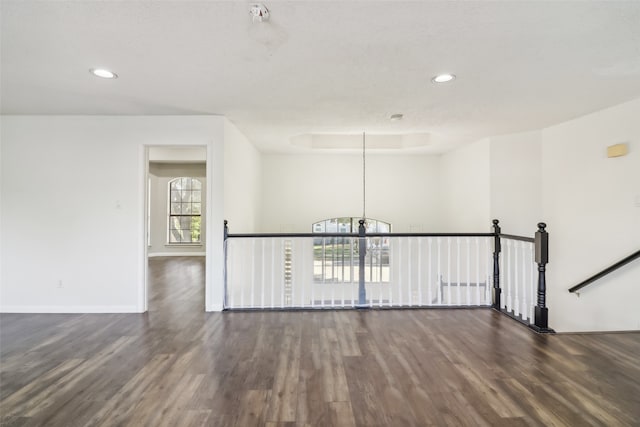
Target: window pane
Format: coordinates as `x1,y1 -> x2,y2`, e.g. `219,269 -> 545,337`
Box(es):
183,204 -> 192,214
191,217 -> 201,242
169,231 -> 180,243
192,203 -> 201,214
170,180 -> 180,191
192,191 -> 201,202
378,222 -> 390,233
170,191 -> 180,203
313,221 -> 325,233
326,219 -> 337,233
171,203 -> 181,214
169,216 -> 181,230
338,217 -> 351,233
182,177 -> 191,190
192,179 -> 202,190
180,217 -> 191,229
181,191 -> 192,203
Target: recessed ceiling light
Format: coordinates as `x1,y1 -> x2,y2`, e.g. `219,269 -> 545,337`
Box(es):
90,68 -> 118,79
390,114 -> 404,121
431,73 -> 455,84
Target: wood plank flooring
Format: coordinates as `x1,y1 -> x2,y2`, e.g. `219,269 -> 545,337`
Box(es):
1,256 -> 639,426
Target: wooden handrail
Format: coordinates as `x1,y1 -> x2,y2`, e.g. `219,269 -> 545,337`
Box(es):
568,249 -> 640,293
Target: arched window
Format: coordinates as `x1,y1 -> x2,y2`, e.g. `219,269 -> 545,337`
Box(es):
312,217 -> 391,234
168,177 -> 202,243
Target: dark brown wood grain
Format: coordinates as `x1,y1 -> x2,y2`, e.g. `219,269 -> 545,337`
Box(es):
1,256 -> 639,426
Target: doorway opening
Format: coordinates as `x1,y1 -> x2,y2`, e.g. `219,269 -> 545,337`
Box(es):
144,146 -> 207,313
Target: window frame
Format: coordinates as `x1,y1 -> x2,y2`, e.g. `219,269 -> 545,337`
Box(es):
166,177 -> 203,245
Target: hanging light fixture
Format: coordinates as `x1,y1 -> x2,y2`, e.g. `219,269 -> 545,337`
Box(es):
362,132 -> 367,223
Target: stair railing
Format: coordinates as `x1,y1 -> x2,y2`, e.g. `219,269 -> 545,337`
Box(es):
224,219 -> 554,333
568,249 -> 640,294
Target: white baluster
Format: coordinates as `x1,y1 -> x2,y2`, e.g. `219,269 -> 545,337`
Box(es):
447,237 -> 452,306
388,239 -> 393,306
507,239 -> 512,312
437,238 -> 442,305
486,238 -> 492,305
520,242 -> 526,319
261,239 -> 265,309
418,238 -> 423,306
427,238 -> 433,306
466,237 -> 471,306
300,239 -> 305,308
225,239 -> 235,308
456,238 -> 461,305
321,238 -> 326,308
399,238 -> 403,307
530,245 -> 536,322
340,237 -> 344,308
281,239 -> 285,308
407,238 -> 412,307
291,241 -> 295,307
475,238 -> 480,306
513,241 -> 520,316
271,239 -> 275,309
331,241 -> 340,307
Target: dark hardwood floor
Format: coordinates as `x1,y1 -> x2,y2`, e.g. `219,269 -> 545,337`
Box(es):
1,256 -> 639,426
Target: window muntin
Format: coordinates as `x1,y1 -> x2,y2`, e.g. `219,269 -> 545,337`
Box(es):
168,177 -> 202,244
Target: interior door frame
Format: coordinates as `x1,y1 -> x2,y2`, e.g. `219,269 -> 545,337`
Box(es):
141,144 -> 210,312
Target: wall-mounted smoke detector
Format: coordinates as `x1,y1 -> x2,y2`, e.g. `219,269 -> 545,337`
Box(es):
249,4 -> 270,22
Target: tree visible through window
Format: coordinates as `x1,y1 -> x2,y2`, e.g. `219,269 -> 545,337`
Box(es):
168,177 -> 202,243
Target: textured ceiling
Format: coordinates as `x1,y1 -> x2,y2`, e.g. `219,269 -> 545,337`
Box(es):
2,1 -> 640,153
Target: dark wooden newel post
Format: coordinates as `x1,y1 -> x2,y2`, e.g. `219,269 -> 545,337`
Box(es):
492,219 -> 501,309
533,222 -> 553,332
357,219 -> 367,307
224,220 -> 229,241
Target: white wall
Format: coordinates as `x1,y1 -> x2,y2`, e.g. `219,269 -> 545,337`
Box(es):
490,131 -> 542,236
148,163 -> 206,256
439,138 -> 491,232
0,116 -> 225,313
260,154 -> 442,233
149,147 -> 207,163
541,98 -> 640,332
224,119 -> 262,233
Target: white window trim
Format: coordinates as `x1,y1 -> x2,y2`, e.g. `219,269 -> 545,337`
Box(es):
167,177 -> 203,245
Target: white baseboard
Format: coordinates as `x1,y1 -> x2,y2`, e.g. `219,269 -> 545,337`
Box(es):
206,302 -> 224,312
148,252 -> 206,257
0,305 -> 141,314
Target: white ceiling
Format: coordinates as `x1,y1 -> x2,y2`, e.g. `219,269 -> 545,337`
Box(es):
2,1 -> 640,154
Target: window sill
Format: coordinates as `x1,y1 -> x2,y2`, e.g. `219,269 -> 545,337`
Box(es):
165,243 -> 203,247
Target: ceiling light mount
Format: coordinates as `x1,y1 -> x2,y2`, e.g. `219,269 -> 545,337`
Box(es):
249,3 -> 270,22
431,73 -> 456,84
90,68 -> 118,79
